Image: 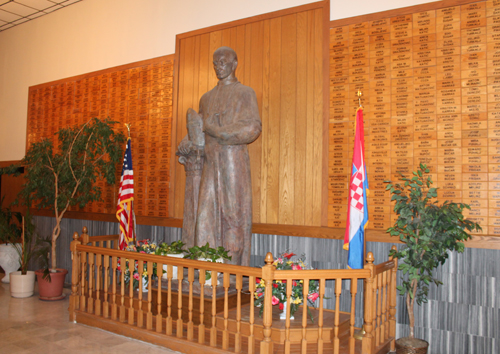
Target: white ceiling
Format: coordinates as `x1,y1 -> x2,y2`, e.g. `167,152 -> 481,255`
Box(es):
0,0 -> 83,32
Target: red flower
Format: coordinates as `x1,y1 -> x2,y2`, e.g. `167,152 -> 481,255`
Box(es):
283,252 -> 296,259
256,278 -> 261,284
272,296 -> 279,305
308,292 -> 319,302
293,281 -> 297,286
273,283 -> 278,288
279,302 -> 284,311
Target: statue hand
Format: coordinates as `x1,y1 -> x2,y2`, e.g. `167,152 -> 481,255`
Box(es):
204,120 -> 220,139
178,137 -> 194,155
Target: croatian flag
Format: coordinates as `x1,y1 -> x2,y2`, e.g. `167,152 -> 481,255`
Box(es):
343,107 -> 369,269
116,138 -> 135,250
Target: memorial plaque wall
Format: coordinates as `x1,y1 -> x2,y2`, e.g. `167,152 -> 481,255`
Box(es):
329,0 -> 500,236
26,56 -> 174,218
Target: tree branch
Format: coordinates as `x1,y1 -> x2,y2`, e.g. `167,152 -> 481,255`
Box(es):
53,173 -> 60,221
68,119 -> 92,182
82,130 -> 95,168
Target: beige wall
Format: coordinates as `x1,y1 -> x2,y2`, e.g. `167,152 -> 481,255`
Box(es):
0,0 -> 436,161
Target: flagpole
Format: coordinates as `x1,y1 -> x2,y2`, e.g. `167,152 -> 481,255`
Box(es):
124,123 -> 136,245
354,90 -> 366,340
125,123 -> 131,138
353,91 -> 367,268
357,91 -> 367,267
117,123 -> 136,249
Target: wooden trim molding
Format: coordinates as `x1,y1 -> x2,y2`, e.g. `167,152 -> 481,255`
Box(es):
30,209 -> 183,228
0,160 -> 21,168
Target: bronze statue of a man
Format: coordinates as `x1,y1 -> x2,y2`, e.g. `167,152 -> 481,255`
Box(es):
178,46 -> 262,266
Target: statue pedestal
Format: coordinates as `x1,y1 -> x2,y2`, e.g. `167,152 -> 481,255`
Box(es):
151,278 -> 250,327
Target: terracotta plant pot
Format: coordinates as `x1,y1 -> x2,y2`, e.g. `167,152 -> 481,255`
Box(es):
10,270 -> 36,298
396,337 -> 429,354
35,268 -> 68,301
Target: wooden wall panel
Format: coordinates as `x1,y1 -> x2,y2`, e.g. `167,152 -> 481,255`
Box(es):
328,0 -> 500,238
25,56 -> 174,218
172,2 -> 328,227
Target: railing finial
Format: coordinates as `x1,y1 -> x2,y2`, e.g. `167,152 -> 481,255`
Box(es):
366,251 -> 374,264
264,252 -> 274,265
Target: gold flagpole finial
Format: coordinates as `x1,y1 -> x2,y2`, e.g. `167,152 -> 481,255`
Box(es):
357,90 -> 363,108
124,123 -> 131,138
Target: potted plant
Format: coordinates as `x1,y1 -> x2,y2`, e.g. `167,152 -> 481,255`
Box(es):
386,164 -> 481,353
2,118 -> 125,299
0,196 -> 22,283
155,240 -> 186,279
254,252 -> 319,322
184,242 -> 231,285
9,210 -> 49,298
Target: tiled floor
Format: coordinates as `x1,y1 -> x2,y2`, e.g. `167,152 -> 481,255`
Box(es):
0,273 -> 182,354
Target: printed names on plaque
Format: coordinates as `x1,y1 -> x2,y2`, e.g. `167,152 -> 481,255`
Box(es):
26,57 -> 174,218
329,0 -> 500,236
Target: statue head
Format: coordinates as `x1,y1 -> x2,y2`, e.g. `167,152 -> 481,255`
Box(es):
213,46 -> 238,81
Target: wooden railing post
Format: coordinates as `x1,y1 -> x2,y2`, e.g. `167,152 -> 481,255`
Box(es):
362,252 -> 375,354
389,245 -> 398,352
260,252 -> 275,354
69,232 -> 81,322
81,226 -> 90,245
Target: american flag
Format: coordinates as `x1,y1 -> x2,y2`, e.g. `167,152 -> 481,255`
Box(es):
116,138 -> 135,250
343,107 -> 369,269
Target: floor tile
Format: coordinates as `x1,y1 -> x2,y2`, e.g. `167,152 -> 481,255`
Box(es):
0,273 -> 182,353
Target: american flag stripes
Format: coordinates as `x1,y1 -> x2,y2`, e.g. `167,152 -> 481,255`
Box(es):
116,137 -> 135,250
343,107 -> 369,269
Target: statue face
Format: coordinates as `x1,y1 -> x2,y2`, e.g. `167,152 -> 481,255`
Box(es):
213,51 -> 236,80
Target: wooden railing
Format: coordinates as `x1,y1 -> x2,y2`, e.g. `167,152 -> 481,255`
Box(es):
69,228 -> 397,354
77,226 -> 120,249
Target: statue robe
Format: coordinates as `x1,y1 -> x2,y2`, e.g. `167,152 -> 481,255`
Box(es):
195,80 -> 261,266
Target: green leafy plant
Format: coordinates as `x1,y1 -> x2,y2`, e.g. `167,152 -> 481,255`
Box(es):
2,118 -> 126,272
184,242 -> 231,262
0,196 -> 22,244
184,243 -> 231,281
385,164 -> 481,339
254,252 -> 319,322
12,209 -> 42,275
156,240 -> 186,255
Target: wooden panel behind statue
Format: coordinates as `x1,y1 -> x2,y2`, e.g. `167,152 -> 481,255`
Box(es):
177,47 -> 262,266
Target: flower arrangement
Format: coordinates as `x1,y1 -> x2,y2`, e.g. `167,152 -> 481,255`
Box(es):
118,239 -> 158,289
254,252 -> 319,321
128,239 -> 158,254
